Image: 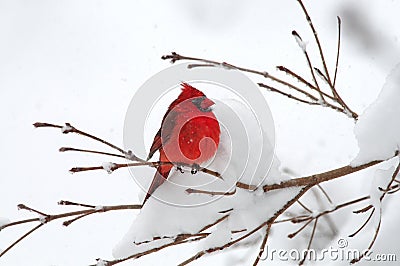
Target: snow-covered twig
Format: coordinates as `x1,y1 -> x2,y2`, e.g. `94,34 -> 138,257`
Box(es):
96,235 -> 208,266
33,123 -> 223,179
96,215 -> 231,266
262,159 -> 387,192
178,185 -> 313,266
291,30 -> 325,101
69,160 -> 222,179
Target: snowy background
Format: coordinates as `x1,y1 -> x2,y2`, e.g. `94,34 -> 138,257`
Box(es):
1,0 -> 400,265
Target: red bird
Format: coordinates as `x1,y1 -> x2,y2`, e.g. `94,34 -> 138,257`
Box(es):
143,83 -> 221,204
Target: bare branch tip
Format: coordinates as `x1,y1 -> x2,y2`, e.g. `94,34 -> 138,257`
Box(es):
62,220 -> 72,227
33,122 -> 62,129
276,65 -> 285,71
291,30 -> 301,39
33,122 -> 44,128
69,167 -> 80,173
161,52 -> 179,63
17,204 -> 27,210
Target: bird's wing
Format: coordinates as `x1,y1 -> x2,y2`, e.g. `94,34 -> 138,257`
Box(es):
147,128 -> 162,160
147,108 -> 178,161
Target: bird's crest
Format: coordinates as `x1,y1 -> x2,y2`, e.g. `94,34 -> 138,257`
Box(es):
179,82 -> 206,100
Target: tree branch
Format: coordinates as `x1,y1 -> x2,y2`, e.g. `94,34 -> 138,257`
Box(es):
33,122 -> 143,161
0,203 -> 141,258
262,159 -> 385,192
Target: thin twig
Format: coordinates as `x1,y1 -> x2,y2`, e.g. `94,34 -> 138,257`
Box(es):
17,204 -> 48,217
299,218 -> 318,265
273,215 -> 310,224
348,162 -> 399,262
258,83 -> 318,105
319,196 -> 370,218
59,147 -> 126,159
348,208 -> 375,238
296,0 -> 358,119
185,188 -> 236,196
333,16 -> 342,88
253,224 -> 271,266
178,185 -> 313,266
0,224 -> 44,257
100,235 -> 208,266
134,215 -> 229,245
275,195 -> 370,225
63,210 -> 97,226
296,0 -> 331,85
317,184 -> 333,204
267,74 -> 320,102
1,204 -> 141,231
276,66 -> 336,101
288,219 -> 313,239
350,213 -> 381,264
380,159 -> 400,201
311,186 -> 337,235
163,51 -> 321,103
162,52 -> 356,118
58,200 -> 96,208
353,204 -> 373,214
291,30 -> 324,101
198,215 -> 229,233
314,67 -> 329,84
388,186 -> 400,194
33,122 -> 142,161
297,200 -> 313,213
69,160 -> 223,179
259,81 -> 348,114
0,203 -> 141,256
100,215 -> 233,265
134,233 -> 211,245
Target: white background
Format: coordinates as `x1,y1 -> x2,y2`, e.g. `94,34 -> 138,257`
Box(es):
1,0 -> 400,265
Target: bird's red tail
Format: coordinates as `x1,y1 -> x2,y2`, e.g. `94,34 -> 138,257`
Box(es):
143,163 -> 173,205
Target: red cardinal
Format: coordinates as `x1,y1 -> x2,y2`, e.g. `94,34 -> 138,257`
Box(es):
143,83 -> 221,204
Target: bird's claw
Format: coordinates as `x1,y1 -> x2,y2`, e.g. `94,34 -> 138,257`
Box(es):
176,165 -> 185,174
191,163 -> 200,175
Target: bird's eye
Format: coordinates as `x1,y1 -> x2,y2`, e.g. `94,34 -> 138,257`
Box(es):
191,96 -> 213,112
